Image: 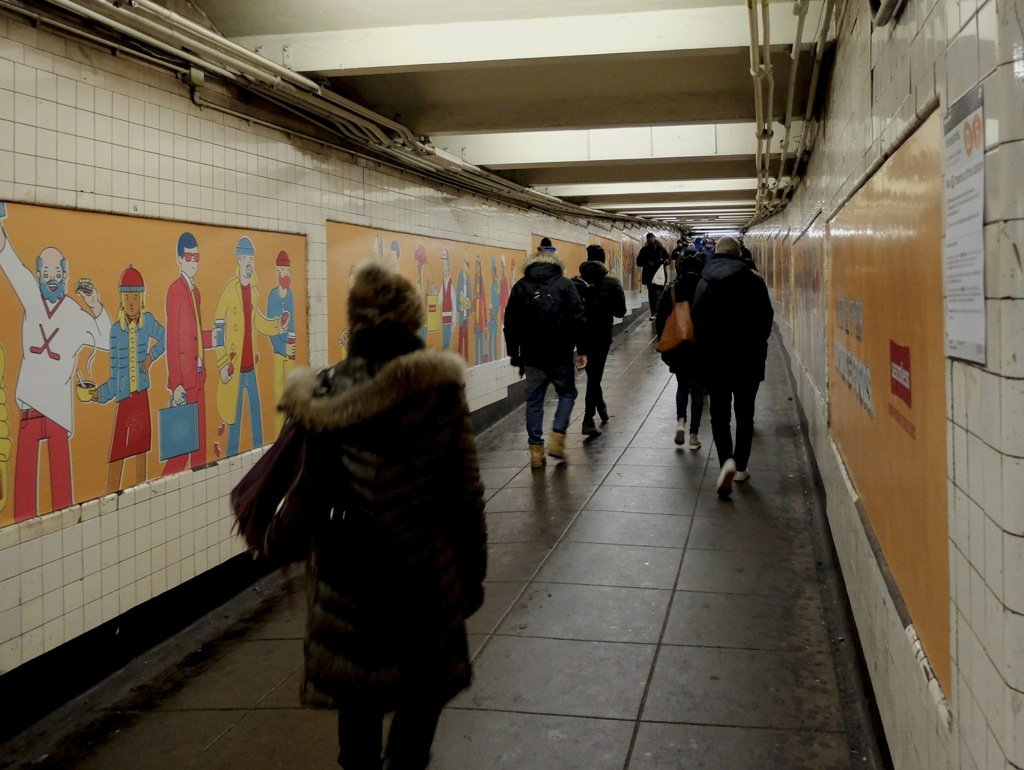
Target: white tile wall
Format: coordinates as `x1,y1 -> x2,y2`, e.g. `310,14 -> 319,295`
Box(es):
0,14 -> 651,676
747,0 -> 1024,766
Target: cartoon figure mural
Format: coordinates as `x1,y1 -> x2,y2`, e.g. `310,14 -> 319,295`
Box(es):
440,250 -> 455,350
214,236 -> 281,458
0,344 -> 10,513
90,266 -> 165,492
488,257 -> 501,362
162,232 -> 212,476
414,244 -> 430,342
455,254 -> 472,362
473,255 -> 487,364
0,218 -> 111,520
267,250 -> 296,432
390,239 -> 401,271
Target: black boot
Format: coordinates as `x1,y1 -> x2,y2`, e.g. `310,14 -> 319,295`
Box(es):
581,416 -> 601,437
597,403 -> 609,423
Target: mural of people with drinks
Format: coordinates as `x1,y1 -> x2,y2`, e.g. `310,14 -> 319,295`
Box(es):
0,202 -> 306,527
326,222 -> 523,367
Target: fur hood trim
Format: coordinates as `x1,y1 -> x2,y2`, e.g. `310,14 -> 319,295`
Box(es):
523,252 -> 564,273
279,349 -> 465,431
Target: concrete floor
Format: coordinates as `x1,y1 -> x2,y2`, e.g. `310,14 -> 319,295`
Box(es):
2,321 -> 885,769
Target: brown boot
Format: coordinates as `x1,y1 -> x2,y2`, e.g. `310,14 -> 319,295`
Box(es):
547,431 -> 567,459
530,444 -> 546,468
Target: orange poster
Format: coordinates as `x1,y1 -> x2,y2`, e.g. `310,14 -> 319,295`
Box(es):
590,235 -> 624,286
326,223 -> 524,366
0,203 -> 307,526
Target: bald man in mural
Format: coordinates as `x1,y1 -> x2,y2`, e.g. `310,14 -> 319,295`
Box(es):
214,236 -> 281,457
0,218 -> 111,520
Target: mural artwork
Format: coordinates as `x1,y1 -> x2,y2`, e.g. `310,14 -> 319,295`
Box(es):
0,203 -> 307,526
327,223 -> 525,365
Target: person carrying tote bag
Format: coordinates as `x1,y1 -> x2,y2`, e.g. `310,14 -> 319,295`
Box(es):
655,255 -> 706,450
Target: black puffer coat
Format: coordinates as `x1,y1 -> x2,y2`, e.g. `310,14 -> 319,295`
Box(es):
503,252 -> 587,367
576,260 -> 627,351
279,347 -> 487,709
655,257 -> 703,374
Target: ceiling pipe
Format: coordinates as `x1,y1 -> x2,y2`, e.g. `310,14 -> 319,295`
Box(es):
758,0 -> 775,211
767,0 -> 809,208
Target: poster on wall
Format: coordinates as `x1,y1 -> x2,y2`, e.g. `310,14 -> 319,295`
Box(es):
326,223 -> 525,366
942,85 -> 986,364
0,203 -> 307,527
590,235 -> 624,286
620,235 -> 641,291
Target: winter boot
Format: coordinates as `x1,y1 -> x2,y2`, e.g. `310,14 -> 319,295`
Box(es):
597,404 -> 610,423
530,444 -> 546,469
547,431 -> 567,459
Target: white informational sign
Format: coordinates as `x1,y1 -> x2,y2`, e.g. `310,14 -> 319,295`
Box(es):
942,86 -> 986,364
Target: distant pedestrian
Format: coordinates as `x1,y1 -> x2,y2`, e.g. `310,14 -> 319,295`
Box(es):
504,240 -> 588,467
636,232 -> 670,320
573,244 -> 627,436
655,255 -> 704,450
276,261 -> 488,770
671,238 -> 688,263
692,236 -> 774,498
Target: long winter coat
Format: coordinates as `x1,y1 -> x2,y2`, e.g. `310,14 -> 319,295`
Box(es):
576,260 -> 627,352
655,263 -> 702,375
278,347 -> 488,709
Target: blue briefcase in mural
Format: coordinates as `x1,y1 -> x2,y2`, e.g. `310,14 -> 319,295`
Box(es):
158,402 -> 200,461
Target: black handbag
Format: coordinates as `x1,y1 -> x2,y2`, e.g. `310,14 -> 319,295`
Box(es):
230,420 -> 320,565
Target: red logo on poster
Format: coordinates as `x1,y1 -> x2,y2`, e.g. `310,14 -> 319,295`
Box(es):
890,340 -> 912,408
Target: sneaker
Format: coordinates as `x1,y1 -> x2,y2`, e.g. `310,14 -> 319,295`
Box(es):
582,418 -> 602,437
688,433 -> 701,450
674,418 -> 687,445
716,458 -> 737,498
734,470 -> 750,482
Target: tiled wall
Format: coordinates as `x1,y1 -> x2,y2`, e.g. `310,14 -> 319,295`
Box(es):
750,0 -> 1023,767
0,13 -> 646,677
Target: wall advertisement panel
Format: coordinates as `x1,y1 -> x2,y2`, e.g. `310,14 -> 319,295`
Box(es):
827,111 -> 949,692
590,235 -> 624,286
326,223 -> 525,366
792,223 -> 828,395
0,203 -> 307,526
620,235 -> 641,291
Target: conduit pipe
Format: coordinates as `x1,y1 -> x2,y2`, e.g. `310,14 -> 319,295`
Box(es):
767,0 -> 810,208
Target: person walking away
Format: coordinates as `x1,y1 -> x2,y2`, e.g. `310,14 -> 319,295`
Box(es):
572,244 -> 626,437
636,232 -> 670,320
655,255 -> 704,450
277,261 -> 488,770
504,240 -> 588,468
692,236 -> 773,498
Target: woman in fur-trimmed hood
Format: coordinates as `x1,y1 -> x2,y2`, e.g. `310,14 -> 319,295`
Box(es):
279,260 -> 487,770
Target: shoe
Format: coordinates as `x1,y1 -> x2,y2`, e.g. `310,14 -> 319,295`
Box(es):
689,433 -> 701,450
673,418 -> 687,445
530,444 -> 546,469
597,405 -> 609,423
582,418 -> 602,437
734,470 -> 750,482
547,431 -> 567,459
716,458 -> 737,498
648,315 -> 656,321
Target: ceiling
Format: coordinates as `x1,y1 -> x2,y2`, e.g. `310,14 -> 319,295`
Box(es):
188,2 -> 836,234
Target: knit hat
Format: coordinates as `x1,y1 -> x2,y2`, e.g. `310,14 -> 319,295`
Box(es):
118,265 -> 145,292
347,261 -> 425,335
585,244 -> 606,263
275,250 -> 290,267
539,237 -> 556,253
236,236 -> 255,257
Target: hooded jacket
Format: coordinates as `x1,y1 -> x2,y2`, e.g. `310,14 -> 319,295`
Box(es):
503,252 -> 587,368
691,254 -> 774,382
655,256 -> 703,374
575,260 -> 627,351
636,240 -> 670,285
278,262 -> 487,709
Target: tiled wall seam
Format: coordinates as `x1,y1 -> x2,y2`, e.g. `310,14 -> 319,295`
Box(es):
0,14 -> 653,676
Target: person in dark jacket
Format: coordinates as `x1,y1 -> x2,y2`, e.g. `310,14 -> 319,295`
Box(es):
655,255 -> 704,450
572,244 -> 627,436
692,236 -> 774,499
504,245 -> 588,468
278,261 -> 487,770
636,232 -> 670,320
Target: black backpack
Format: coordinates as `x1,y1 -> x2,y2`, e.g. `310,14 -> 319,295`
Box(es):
522,278 -> 565,333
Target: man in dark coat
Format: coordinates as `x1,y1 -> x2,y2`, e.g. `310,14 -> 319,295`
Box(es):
277,261 -> 487,770
692,236 -> 774,498
573,244 -> 627,436
636,232 -> 670,320
504,242 -> 587,467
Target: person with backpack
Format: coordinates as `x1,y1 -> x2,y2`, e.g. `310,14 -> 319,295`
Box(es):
572,244 -> 626,437
655,254 -> 705,450
504,238 -> 588,468
691,236 -> 774,498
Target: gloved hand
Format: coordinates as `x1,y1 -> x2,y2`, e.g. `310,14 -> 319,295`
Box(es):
510,356 -> 525,377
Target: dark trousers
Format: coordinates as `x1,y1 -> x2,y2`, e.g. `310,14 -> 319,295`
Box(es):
645,283 -> 663,316
674,371 -> 704,430
583,345 -> 610,420
336,696 -> 444,770
708,379 -> 760,471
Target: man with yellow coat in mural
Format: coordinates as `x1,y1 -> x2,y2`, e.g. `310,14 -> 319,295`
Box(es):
213,237 -> 282,458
